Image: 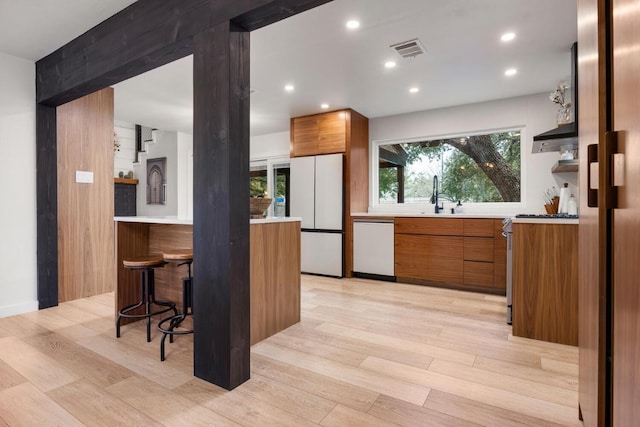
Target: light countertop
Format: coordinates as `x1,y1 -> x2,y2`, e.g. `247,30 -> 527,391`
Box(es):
351,212 -> 512,219
114,216 -> 302,225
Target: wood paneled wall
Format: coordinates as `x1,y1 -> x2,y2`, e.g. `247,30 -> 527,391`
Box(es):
57,88 -> 115,302
577,0 -> 608,425
345,109 -> 369,278
250,221 -> 301,345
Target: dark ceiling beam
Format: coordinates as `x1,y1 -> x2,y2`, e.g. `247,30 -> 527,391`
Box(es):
234,0 -> 333,31
35,0 -> 332,106
379,144 -> 408,167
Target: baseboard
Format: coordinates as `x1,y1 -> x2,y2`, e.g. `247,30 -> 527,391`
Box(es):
0,300 -> 39,318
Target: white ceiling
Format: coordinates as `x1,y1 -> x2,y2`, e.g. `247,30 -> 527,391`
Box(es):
0,0 -> 577,137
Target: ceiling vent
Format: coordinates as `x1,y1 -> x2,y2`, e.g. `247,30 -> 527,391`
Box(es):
390,38 -> 426,59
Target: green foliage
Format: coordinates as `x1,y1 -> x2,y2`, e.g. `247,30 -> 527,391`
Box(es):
379,167 -> 398,202
250,175 -> 267,197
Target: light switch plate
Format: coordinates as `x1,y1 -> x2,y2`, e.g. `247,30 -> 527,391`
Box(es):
75,170 -> 94,183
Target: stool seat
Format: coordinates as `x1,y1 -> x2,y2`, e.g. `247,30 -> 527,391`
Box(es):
162,250 -> 193,262
123,255 -> 165,268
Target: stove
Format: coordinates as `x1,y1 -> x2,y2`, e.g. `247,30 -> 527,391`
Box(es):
515,213 -> 579,219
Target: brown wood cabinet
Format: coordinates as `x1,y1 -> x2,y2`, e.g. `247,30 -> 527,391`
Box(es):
512,223 -> 578,346
291,110 -> 347,157
291,109 -> 369,277
394,217 -> 506,294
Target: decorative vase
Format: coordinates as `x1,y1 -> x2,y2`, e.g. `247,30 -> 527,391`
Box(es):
557,106 -> 573,125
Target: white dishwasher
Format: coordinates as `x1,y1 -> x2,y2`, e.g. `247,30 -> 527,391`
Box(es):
353,219 -> 395,278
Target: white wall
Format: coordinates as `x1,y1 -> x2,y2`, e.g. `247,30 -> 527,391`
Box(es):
250,131 -> 290,160
369,93 -> 579,215
134,131 -> 179,217
176,132 -> 193,219
0,52 -> 38,317
114,121 -> 136,177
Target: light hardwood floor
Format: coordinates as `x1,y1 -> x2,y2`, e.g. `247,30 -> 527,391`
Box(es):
0,276 -> 581,426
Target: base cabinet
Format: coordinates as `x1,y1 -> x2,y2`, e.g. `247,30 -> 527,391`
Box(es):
353,221 -> 394,276
512,223 -> 578,346
394,217 -> 506,294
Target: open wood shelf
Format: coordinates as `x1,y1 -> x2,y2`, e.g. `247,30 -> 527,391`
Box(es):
114,178 -> 139,185
551,160 -> 579,173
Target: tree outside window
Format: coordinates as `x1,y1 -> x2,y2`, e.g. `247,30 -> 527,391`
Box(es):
378,130 -> 521,204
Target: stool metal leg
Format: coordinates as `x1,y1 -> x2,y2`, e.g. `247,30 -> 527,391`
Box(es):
158,273 -> 194,361
116,266 -> 177,341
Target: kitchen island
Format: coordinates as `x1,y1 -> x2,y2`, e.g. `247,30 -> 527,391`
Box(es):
114,216 -> 301,345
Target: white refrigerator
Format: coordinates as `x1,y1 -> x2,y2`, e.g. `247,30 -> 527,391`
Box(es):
290,153 -> 344,277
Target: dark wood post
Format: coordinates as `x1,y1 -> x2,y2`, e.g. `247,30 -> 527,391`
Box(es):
397,165 -> 405,203
36,104 -> 58,309
192,21 -> 251,390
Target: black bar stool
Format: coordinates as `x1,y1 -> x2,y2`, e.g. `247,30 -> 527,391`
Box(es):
157,249 -> 193,361
116,254 -> 177,342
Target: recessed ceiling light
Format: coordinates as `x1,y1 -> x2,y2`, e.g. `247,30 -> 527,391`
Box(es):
385,61 -> 397,69
504,68 -> 517,77
346,20 -> 360,29
284,84 -> 295,92
321,103 -> 330,109
501,32 -> 516,42
409,87 -> 420,94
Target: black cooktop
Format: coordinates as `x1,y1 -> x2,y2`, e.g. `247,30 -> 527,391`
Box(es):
515,214 -> 579,219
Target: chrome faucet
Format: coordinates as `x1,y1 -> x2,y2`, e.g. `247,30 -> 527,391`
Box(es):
432,175 -> 443,214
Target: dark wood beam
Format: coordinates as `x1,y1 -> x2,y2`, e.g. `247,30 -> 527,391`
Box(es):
234,0 -> 334,31
397,165 -> 405,203
192,21 -> 251,390
379,144 -> 408,167
36,0 -> 332,106
35,0 -> 334,390
36,104 -> 58,309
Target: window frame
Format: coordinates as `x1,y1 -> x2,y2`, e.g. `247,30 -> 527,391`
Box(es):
250,156 -> 290,217
369,127 -> 526,214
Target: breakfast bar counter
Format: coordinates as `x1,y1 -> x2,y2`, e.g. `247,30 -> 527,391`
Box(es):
114,216 -> 301,345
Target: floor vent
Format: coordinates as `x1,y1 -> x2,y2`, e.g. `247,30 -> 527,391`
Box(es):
390,38 -> 426,59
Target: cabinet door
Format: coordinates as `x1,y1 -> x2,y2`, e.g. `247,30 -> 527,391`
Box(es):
290,156 -> 316,229
463,219 -> 495,237
463,237 -> 494,262
301,231 -> 343,277
291,111 -> 347,157
493,219 -> 507,290
317,111 -> 346,154
291,116 -> 320,157
353,221 -> 394,276
395,233 -> 464,283
463,261 -> 494,287
315,154 -> 343,231
424,236 -> 463,284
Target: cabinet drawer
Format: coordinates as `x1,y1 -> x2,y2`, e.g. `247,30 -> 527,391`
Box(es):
463,237 -> 494,262
463,219 -> 495,237
395,217 -> 463,236
394,234 -> 463,279
463,261 -> 494,287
